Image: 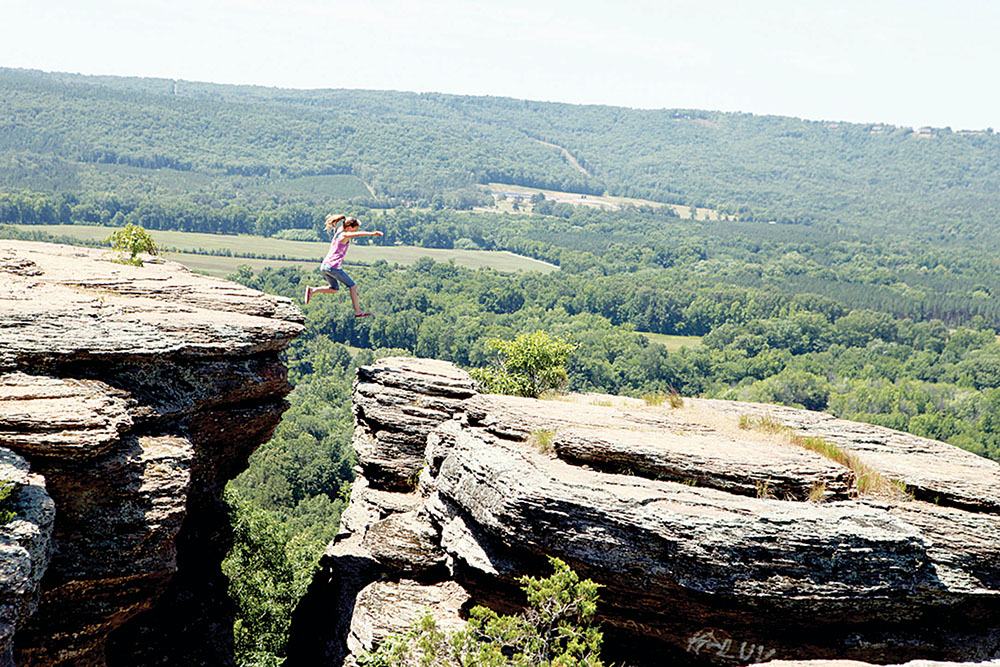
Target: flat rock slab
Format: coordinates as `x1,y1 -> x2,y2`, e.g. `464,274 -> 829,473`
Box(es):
468,394 -> 854,500
0,373 -> 131,459
0,241 -> 302,365
700,399 -> 1000,513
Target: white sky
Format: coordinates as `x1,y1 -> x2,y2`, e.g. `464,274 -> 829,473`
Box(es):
2,0 -> 998,130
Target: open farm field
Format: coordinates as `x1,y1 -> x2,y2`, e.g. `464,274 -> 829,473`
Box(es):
14,225 -> 558,273
160,253 -> 313,278
636,332 -> 703,350
484,183 -> 732,221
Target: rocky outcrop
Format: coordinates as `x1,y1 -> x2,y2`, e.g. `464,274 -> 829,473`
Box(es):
289,357 -> 1000,667
0,241 -> 303,665
0,449 -> 54,667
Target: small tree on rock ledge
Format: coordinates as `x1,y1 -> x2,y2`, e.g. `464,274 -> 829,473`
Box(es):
471,330 -> 577,398
105,222 -> 158,266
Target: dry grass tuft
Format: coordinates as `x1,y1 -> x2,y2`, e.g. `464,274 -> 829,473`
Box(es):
755,480 -> 775,499
807,482 -> 827,503
667,388 -> 684,408
738,414 -> 786,434
643,387 -> 684,408
529,428 -> 556,455
642,392 -> 666,406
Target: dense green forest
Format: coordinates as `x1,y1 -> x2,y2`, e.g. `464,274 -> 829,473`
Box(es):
6,67 -> 1000,665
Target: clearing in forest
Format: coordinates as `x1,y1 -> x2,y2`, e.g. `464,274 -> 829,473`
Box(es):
483,183 -> 732,221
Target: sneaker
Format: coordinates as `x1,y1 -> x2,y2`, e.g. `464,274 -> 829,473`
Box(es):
354,311 -> 372,318
304,286 -> 312,304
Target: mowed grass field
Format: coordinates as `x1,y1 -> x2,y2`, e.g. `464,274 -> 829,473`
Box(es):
16,225 -> 558,275
636,332 -> 703,351
157,254 -> 318,278
484,183 -> 733,221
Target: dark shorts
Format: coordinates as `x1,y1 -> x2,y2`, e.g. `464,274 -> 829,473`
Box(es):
321,266 -> 355,290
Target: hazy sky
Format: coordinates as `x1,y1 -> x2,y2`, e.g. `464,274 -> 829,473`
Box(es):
3,0 -> 998,130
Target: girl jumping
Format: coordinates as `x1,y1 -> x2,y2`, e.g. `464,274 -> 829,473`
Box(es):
304,213 -> 383,317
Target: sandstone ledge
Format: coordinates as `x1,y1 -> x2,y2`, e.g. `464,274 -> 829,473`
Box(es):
289,358 -> 1000,667
0,240 -> 303,665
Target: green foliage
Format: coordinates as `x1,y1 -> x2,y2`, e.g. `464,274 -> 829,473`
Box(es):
105,222 -> 158,266
470,366 -> 532,397
4,68 -> 1000,243
359,557 -> 604,667
0,481 -> 19,525
223,491 -> 322,667
475,331 -> 577,398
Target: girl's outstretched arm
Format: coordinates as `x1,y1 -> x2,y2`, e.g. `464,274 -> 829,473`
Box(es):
341,230 -> 384,239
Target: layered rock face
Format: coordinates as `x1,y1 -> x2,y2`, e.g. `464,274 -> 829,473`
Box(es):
289,357 -> 1000,667
0,241 -> 303,665
0,449 -> 54,667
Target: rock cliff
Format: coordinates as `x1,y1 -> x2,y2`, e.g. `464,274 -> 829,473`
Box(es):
289,357 -> 1000,667
0,241 -> 303,665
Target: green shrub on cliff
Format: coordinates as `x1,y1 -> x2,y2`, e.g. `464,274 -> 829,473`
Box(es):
471,330 -> 577,398
358,557 -> 604,667
105,222 -> 158,266
0,480 -> 18,525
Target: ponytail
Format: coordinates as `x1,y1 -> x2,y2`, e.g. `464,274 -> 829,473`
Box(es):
324,213 -> 346,235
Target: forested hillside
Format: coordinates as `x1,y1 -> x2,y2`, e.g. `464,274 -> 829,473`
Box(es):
2,67 -> 999,240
